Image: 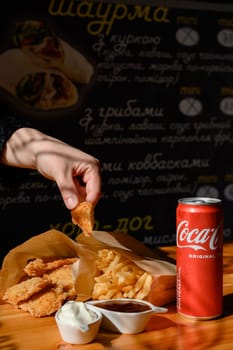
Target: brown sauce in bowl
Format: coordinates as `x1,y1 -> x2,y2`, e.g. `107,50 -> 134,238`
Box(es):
93,300 -> 151,313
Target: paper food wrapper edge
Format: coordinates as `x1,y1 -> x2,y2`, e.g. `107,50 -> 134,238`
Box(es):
74,230 -> 176,304
0,229 -> 79,298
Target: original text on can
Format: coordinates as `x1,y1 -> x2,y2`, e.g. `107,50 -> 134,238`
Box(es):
176,197 -> 223,319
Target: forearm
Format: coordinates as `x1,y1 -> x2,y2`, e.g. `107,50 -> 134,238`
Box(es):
0,122 -> 101,208
0,127 -> 58,169
0,115 -> 30,155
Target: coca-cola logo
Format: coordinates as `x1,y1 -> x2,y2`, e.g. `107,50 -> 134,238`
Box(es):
177,220 -> 221,251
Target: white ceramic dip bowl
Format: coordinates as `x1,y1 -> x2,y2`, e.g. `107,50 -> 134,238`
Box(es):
87,298 -> 167,334
55,301 -> 102,344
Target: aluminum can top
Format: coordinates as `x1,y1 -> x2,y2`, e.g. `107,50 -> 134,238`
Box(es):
178,197 -> 222,205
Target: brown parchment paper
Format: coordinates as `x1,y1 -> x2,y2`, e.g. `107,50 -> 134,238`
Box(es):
0,229 -> 176,306
0,229 -> 79,299
74,231 -> 176,305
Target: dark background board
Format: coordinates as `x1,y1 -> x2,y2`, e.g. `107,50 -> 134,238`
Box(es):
1,0 -> 233,262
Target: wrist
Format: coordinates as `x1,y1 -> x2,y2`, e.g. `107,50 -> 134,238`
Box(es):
1,127 -> 48,168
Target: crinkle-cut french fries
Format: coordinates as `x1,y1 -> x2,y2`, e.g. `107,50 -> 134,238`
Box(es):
71,201 -> 94,236
92,249 -> 153,300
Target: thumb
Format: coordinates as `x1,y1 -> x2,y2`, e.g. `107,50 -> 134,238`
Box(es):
56,175 -> 84,209
63,194 -> 78,210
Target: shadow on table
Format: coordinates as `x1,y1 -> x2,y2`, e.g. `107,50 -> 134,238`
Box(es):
223,293 -> 233,317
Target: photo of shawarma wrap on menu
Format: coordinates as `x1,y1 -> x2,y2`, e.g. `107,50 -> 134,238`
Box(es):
0,20 -> 94,111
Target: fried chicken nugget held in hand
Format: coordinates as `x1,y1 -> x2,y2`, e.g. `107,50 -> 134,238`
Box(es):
71,201 -> 94,237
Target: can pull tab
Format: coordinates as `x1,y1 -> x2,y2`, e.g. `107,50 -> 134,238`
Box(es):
191,199 -> 207,204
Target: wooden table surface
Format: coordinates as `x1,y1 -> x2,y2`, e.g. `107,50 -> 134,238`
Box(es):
1,243 -> 233,350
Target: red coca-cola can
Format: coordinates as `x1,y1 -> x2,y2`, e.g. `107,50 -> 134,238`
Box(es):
176,197 -> 223,319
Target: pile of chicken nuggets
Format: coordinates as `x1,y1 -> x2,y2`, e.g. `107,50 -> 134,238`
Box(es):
2,257 -> 78,317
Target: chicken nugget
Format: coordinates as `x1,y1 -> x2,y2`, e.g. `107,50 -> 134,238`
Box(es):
46,264 -> 76,298
24,257 -> 78,276
71,201 -> 94,236
19,286 -> 64,317
2,276 -> 50,305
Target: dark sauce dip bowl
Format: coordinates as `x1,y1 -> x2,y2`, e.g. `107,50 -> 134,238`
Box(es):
86,299 -> 167,334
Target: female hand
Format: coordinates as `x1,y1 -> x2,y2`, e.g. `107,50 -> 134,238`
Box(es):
1,127 -> 101,209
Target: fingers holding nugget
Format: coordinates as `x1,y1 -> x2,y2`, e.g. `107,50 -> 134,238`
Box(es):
71,201 -> 94,236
